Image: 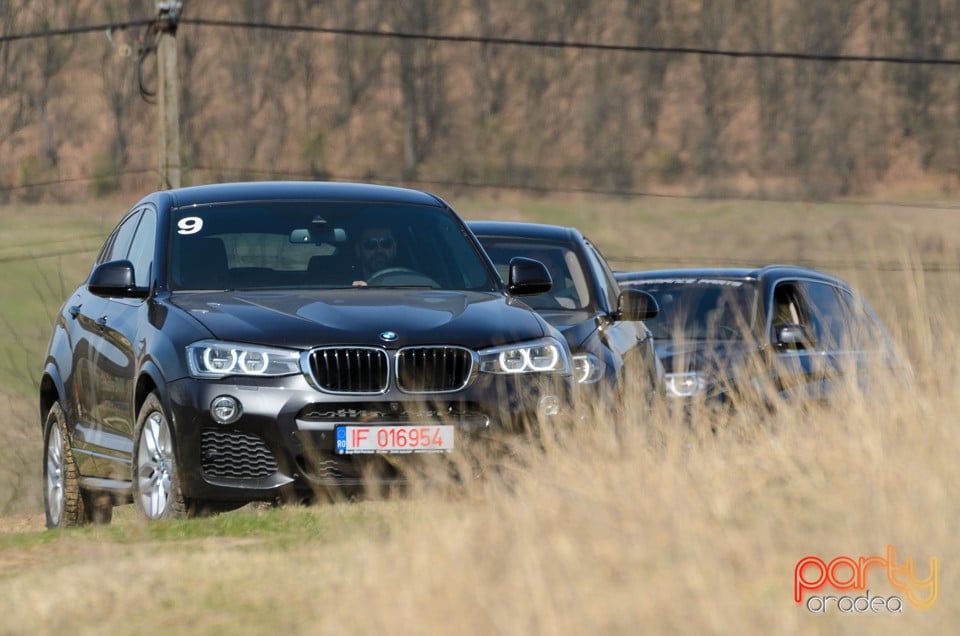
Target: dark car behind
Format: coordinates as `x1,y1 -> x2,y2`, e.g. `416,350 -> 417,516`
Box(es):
615,266 -> 903,411
469,221 -> 663,404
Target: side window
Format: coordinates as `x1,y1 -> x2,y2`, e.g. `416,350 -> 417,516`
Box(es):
799,281 -> 848,350
99,211 -> 141,265
127,208 -> 157,288
772,282 -> 803,328
771,282 -> 812,350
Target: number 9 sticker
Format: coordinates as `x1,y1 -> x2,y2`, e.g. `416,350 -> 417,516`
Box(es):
177,216 -> 204,235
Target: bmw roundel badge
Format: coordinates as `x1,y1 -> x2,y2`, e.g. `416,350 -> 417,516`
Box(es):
379,331 -> 398,342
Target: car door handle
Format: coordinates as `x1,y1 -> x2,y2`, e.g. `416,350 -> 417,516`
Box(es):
69,304 -> 82,319
96,315 -> 108,330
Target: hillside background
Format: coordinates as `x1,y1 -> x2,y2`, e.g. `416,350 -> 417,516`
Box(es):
3,0 -> 960,204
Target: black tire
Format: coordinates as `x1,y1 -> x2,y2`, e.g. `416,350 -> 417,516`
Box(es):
43,402 -> 87,529
132,392 -> 192,520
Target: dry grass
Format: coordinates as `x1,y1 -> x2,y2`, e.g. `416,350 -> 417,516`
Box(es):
0,196 -> 957,634
0,390 -> 41,517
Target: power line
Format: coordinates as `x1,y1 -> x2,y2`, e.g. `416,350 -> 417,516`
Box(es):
179,16 -> 960,66
6,166 -> 960,212
0,19 -> 154,44
4,15 -> 960,67
606,255 -> 960,273
0,168 -> 159,194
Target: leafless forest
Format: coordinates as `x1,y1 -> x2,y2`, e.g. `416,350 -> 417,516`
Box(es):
2,0 -> 960,203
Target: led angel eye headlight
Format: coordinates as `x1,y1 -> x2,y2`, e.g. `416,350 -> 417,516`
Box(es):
239,350 -> 268,374
528,345 -> 559,371
665,372 -> 708,398
187,340 -> 300,378
499,349 -> 529,373
204,347 -> 238,373
572,353 -> 605,384
480,338 -> 570,375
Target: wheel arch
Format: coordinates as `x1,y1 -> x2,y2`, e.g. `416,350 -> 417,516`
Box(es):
135,361 -> 166,420
39,362 -> 66,432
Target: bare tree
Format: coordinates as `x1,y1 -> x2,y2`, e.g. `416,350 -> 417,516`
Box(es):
470,0 -> 506,124
0,0 -> 30,140
695,0 -> 740,177
739,0 -> 784,176
626,0 -> 671,137
886,0 -> 950,170
97,5 -> 144,192
389,0 -> 450,180
177,22 -> 209,181
782,1 -> 858,197
23,1 -> 82,172
331,0 -> 388,128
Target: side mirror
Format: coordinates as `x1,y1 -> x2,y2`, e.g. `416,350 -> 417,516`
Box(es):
507,257 -> 552,296
88,260 -> 148,298
617,289 -> 659,321
775,324 -> 814,350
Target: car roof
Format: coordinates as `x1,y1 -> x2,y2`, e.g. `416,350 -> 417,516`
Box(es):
145,181 -> 448,209
467,220 -> 581,243
615,265 -> 851,289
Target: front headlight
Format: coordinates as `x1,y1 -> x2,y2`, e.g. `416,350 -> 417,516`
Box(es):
572,353 -> 606,384
479,338 -> 570,375
186,340 -> 301,378
664,371 -> 709,398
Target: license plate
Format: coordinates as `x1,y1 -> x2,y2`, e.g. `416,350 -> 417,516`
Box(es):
335,425 -> 455,454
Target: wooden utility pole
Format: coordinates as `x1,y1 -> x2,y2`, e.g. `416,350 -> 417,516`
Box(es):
156,1 -> 182,189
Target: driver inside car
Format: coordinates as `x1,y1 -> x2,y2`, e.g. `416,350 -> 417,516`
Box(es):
353,225 -> 398,285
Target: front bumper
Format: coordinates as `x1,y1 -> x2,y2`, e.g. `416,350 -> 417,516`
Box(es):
166,371 -> 570,502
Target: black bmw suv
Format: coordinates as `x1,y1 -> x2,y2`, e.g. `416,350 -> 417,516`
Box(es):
469,221 -> 663,402
615,266 -> 902,410
40,181 -> 572,527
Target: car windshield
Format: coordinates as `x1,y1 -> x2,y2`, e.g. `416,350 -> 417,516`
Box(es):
168,201 -> 498,291
625,278 -> 760,340
476,237 -> 593,310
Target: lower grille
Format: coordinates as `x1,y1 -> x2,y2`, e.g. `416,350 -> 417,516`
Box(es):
396,346 -> 475,392
201,429 -> 279,479
297,403 -> 490,428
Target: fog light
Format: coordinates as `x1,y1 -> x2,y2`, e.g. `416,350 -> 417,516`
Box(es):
210,395 -> 241,424
538,395 -> 561,417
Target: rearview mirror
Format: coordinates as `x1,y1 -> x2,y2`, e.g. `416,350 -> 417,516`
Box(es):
290,228 -> 348,244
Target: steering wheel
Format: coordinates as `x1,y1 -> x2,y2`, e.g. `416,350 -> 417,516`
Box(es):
366,267 -> 439,287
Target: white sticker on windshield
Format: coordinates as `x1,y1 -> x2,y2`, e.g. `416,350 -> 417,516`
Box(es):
177,216 -> 204,235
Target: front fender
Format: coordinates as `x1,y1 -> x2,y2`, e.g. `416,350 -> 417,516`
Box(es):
135,359 -> 171,423
39,360 -> 68,431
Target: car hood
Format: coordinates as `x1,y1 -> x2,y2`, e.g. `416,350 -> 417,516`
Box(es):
170,289 -> 551,350
529,309 -> 599,351
655,338 -> 756,374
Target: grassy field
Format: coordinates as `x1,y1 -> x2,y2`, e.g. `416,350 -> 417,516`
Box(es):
0,192 -> 957,634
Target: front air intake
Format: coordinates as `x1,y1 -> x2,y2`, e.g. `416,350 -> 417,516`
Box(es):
200,429 -> 278,479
